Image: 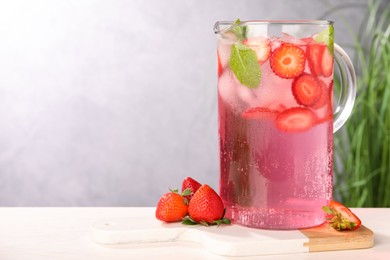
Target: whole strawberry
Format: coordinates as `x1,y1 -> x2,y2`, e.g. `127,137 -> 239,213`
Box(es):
155,190 -> 188,223
186,184 -> 230,226
181,177 -> 202,203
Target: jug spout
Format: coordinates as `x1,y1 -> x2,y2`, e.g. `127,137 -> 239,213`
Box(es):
214,21 -> 235,35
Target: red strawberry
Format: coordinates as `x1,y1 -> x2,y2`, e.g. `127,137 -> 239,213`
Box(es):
187,184 -> 227,225
322,200 -> 362,231
270,44 -> 306,79
242,107 -> 275,120
307,44 -> 334,77
307,44 -> 325,76
292,74 -> 322,107
155,191 -> 188,223
243,36 -> 271,64
329,80 -> 334,108
311,78 -> 329,109
321,47 -> 334,77
242,104 -> 286,120
316,114 -> 333,125
275,107 -> 317,132
217,50 -> 223,77
181,177 -> 202,203
269,103 -> 287,113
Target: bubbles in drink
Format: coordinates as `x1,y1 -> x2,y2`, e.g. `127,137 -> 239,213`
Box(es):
217,26 -> 334,229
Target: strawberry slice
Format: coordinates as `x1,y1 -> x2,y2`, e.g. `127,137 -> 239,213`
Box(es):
322,200 -> 362,231
275,107 -> 317,132
307,44 -> 325,76
311,78 -> 328,109
329,80 -> 334,108
321,47 -> 334,77
270,44 -> 306,79
292,74 -> 322,107
311,79 -> 333,109
243,36 -> 271,64
217,50 -> 223,77
242,107 -> 276,120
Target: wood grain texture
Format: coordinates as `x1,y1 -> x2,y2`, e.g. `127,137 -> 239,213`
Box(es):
300,223 -> 374,252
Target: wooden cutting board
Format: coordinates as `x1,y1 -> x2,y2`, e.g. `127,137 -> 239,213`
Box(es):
90,215 -> 374,256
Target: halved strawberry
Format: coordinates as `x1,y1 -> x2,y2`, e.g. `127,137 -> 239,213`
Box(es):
292,74 -> 322,107
270,44 -> 306,79
275,107 -> 317,132
321,47 -> 334,77
243,36 -> 271,64
307,44 -> 325,76
322,200 -> 362,231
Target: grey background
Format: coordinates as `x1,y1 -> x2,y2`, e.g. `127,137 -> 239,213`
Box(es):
0,0 -> 367,206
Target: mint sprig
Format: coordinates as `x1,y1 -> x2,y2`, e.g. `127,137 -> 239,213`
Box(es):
229,43 -> 261,88
230,19 -> 247,41
227,19 -> 261,89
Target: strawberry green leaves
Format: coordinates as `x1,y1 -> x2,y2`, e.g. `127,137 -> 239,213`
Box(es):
229,43 -> 261,88
156,178 -> 231,227
322,200 -> 362,231
182,216 -> 231,226
182,209 -> 231,227
228,19 -> 261,89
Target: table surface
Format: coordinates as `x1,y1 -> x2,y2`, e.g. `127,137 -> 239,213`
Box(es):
0,207 -> 389,260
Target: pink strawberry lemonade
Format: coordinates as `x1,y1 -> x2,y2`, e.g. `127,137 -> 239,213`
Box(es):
217,27 -> 334,229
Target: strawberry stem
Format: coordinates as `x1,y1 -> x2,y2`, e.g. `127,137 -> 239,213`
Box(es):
181,188 -> 192,196
181,216 -> 231,227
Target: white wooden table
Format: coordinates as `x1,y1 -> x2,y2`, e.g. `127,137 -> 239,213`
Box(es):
0,207 -> 389,259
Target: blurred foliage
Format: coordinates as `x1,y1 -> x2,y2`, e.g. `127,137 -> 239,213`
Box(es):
327,0 -> 390,207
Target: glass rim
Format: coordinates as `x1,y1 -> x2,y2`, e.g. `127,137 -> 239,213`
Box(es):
214,20 -> 334,34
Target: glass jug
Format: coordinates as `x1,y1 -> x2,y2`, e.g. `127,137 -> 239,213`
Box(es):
214,20 -> 356,229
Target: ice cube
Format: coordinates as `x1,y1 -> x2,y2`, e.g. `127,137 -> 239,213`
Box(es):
280,33 -> 305,46
218,69 -> 240,112
236,82 -> 258,105
218,69 -> 258,113
251,61 -> 297,108
217,43 -> 231,71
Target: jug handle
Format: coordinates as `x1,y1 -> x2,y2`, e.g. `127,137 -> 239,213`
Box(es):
333,44 -> 357,133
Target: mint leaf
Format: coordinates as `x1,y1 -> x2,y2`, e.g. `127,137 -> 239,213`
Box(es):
314,25 -> 334,54
230,19 -> 247,41
229,43 -> 261,88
